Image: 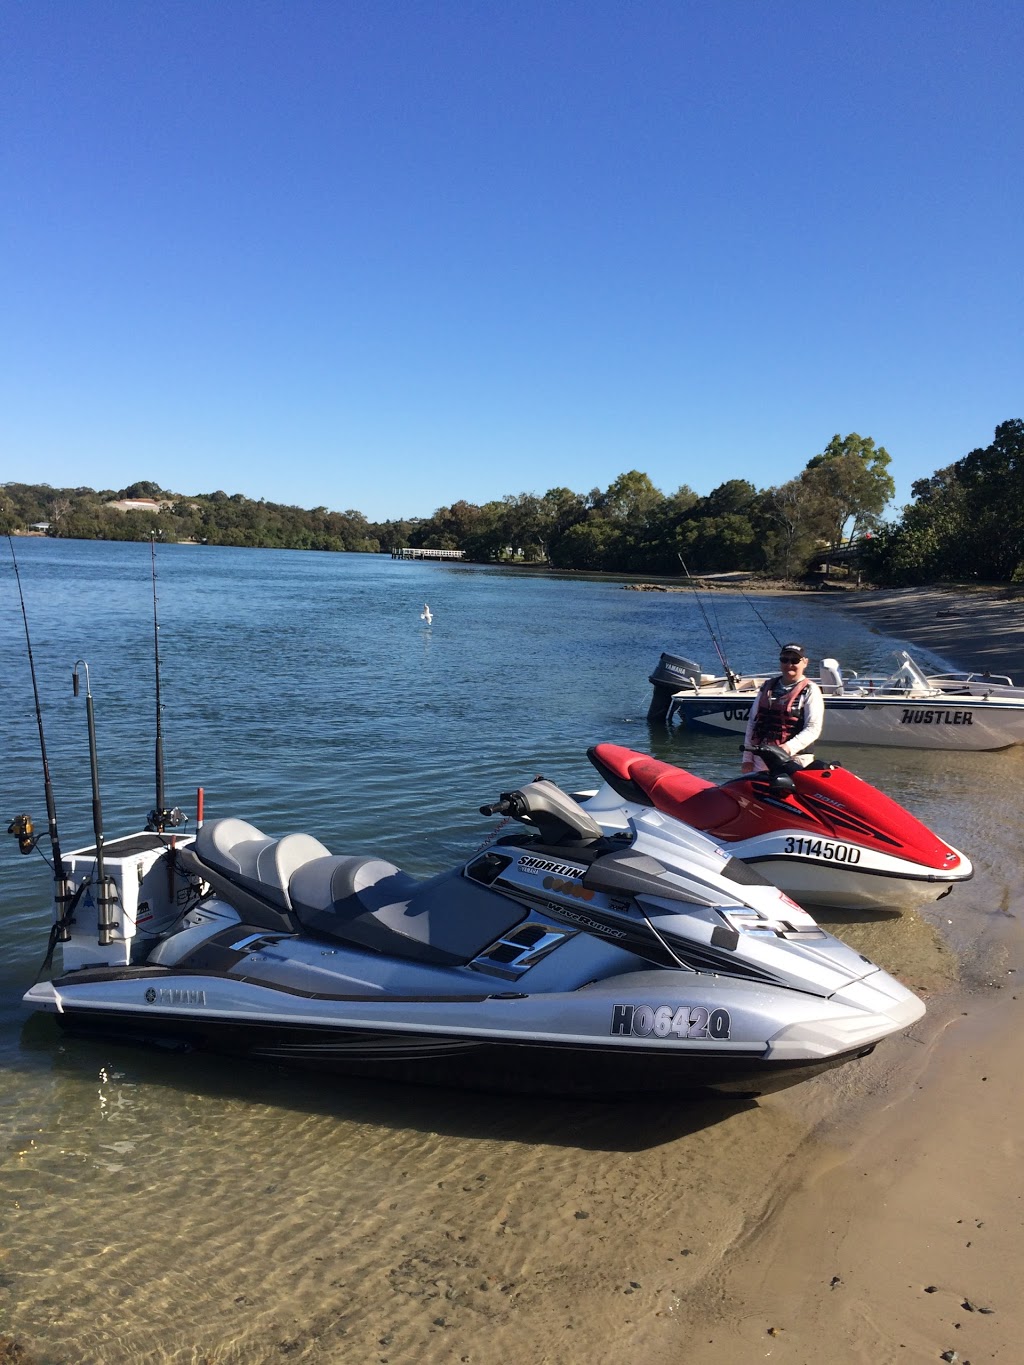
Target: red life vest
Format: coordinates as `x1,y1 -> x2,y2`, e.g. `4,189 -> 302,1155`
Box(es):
750,676 -> 812,746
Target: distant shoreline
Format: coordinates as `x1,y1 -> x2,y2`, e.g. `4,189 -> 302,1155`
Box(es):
833,584 -> 1024,679
628,575 -> 1024,680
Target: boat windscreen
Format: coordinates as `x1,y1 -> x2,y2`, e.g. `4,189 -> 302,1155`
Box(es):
889,651 -> 935,696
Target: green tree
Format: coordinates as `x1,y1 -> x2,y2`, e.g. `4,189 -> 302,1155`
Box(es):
639,485 -> 700,575
860,421 -> 1022,584
413,500 -> 484,550
675,481 -> 759,573
956,419 -> 1024,579
538,486 -> 590,562
549,515 -> 620,570
597,470 -> 664,525
757,478 -> 825,578
802,433 -> 895,551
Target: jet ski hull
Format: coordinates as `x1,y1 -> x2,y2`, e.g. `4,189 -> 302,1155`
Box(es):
26,966 -> 922,1098
715,843 -> 965,912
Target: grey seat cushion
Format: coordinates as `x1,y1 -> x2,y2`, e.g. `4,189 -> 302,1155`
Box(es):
193,819 -> 331,910
289,858 -> 526,966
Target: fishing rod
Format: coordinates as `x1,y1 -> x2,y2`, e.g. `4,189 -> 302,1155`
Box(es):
737,588 -> 784,650
677,557 -> 739,690
5,529 -> 73,937
146,534 -> 184,833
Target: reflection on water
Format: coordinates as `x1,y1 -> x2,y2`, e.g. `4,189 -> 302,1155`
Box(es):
1,542 -> 1021,1363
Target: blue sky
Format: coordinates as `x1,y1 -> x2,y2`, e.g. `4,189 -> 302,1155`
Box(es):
2,1 -> 1021,522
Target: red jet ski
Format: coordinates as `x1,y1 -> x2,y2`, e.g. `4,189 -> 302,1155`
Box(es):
579,743 -> 972,913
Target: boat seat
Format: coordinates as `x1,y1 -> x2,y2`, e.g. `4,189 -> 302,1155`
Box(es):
820,658 -> 843,695
289,857 -> 527,966
192,819 -> 332,910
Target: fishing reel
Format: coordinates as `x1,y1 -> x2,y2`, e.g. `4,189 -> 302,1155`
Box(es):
7,813 -> 38,855
146,806 -> 187,833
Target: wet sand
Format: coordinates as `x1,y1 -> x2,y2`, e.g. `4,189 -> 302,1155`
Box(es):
667,585 -> 1024,1364
837,582 -> 1024,678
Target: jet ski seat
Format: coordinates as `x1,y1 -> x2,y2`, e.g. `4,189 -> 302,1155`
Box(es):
189,820 -> 529,966
289,857 -> 528,967
587,743 -> 741,831
290,855 -> 416,924
192,819 -> 332,910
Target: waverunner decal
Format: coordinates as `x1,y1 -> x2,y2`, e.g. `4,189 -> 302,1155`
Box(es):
610,1004 -> 731,1040
518,855 -> 587,879
783,837 -> 862,863
544,904 -> 627,938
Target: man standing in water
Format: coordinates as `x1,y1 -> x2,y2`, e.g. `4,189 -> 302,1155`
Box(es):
741,642 -> 825,773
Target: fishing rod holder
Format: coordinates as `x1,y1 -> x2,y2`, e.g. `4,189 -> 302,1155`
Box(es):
72,659 -> 118,946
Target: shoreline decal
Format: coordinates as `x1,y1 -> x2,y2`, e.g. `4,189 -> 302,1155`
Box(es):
518,855 -> 586,879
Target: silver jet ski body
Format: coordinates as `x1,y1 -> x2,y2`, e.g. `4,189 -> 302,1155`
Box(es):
24,780 -> 924,1097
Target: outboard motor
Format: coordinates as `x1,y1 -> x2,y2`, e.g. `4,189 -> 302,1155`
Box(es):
647,653 -> 704,722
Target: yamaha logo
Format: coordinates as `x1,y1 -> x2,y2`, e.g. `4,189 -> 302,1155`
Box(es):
144,986 -> 206,1006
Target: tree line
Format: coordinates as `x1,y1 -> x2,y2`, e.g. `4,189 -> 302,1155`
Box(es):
859,419 -> 1023,585
2,422 -> 1020,583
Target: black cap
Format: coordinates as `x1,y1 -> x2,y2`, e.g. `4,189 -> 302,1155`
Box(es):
779,643 -> 806,658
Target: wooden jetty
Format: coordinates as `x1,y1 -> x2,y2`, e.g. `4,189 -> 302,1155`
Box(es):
391,548 -> 465,560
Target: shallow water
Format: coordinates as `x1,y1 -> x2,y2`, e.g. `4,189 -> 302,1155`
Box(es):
1,541 -> 1019,1363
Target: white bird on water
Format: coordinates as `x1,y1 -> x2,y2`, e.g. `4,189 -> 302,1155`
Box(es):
420,603 -> 433,626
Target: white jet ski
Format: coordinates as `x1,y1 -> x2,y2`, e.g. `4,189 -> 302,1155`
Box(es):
579,743 -> 973,913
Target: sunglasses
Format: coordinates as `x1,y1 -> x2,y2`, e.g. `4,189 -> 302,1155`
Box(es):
779,655 -> 802,664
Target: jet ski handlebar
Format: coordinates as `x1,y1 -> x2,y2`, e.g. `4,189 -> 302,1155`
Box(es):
742,744 -> 800,794
479,794 -> 520,819
745,743 -> 793,770
480,780 -> 604,846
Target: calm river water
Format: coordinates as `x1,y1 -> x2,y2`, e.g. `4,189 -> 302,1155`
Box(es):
1,539 -> 1019,1364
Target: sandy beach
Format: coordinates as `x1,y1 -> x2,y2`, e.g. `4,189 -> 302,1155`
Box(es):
667,586 -> 1024,1365
837,583 -> 1024,678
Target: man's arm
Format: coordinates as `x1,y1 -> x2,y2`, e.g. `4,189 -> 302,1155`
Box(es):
782,682 -> 825,757
740,689 -> 762,771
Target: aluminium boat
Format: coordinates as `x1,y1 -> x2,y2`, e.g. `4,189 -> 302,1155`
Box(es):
648,650 -> 1024,751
